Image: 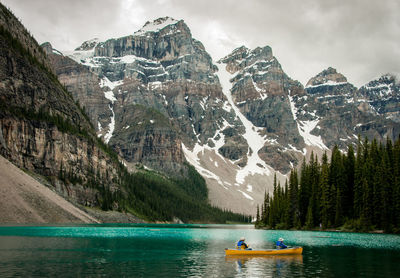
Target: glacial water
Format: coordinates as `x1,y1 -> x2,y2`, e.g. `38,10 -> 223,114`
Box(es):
0,224 -> 399,277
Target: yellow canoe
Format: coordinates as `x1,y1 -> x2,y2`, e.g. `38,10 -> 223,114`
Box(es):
225,247 -> 303,256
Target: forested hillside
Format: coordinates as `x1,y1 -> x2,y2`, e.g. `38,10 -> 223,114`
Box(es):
256,137 -> 400,233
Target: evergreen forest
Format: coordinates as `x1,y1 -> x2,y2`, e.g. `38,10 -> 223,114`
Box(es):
256,137 -> 400,233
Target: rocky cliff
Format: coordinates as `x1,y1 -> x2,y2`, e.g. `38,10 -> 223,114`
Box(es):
0,5 -> 120,210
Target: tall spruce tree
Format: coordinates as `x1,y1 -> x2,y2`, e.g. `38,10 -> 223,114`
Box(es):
299,157 -> 311,226
344,145 -> 355,218
320,152 -> 330,228
354,139 -> 364,219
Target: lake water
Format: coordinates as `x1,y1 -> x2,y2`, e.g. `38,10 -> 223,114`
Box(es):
0,224 -> 399,277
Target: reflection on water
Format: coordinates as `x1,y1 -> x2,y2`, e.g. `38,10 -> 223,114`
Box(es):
0,225 -> 400,277
225,254 -> 304,263
226,254 -> 303,277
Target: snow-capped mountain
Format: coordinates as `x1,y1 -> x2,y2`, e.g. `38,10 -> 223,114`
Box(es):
43,17 -> 400,215
358,74 -> 400,123
291,67 -> 399,150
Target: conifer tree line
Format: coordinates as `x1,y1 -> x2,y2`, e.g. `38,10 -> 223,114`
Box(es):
256,137 -> 400,233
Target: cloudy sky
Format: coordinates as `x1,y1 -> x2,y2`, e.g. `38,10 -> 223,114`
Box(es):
2,0 -> 399,87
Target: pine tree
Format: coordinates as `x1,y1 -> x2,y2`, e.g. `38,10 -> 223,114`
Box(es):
380,149 -> 392,231
256,205 -> 260,223
310,153 -> 321,227
353,139 -> 364,219
361,155 -> 374,230
335,187 -> 343,226
305,202 -> 314,229
288,169 -> 300,228
283,179 -> 291,229
343,145 -> 355,218
329,146 -> 345,226
320,152 -> 330,228
263,192 -> 270,224
299,157 -> 311,226
370,139 -> 382,227
394,137 -> 400,230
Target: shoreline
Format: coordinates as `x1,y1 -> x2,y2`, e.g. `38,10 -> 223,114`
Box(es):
254,225 -> 394,235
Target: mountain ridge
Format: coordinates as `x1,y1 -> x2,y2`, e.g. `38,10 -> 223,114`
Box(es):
42,16 -> 400,215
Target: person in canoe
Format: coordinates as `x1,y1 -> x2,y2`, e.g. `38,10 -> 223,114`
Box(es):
237,237 -> 251,250
276,238 -> 287,249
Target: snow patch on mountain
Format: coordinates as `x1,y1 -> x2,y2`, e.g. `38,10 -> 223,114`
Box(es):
103,105 -> 115,144
288,91 -> 328,150
298,119 -> 328,150
99,77 -> 121,143
238,189 -> 254,200
182,143 -> 225,187
65,49 -> 97,66
305,80 -> 348,89
182,117 -> 237,189
216,62 -> 272,184
135,17 -> 180,35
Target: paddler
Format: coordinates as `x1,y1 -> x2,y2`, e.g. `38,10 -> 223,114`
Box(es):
276,237 -> 287,249
237,237 -> 250,250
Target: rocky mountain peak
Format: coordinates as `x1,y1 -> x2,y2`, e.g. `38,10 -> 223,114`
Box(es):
41,42 -> 63,57
306,67 -> 348,88
41,42 -> 53,55
218,45 -> 275,74
218,46 -> 249,74
219,46 -> 249,63
142,16 -> 178,28
74,38 -> 99,51
248,46 -> 273,61
67,16 -> 217,85
359,73 -> 399,100
134,16 -> 187,37
358,73 -> 400,122
362,74 -> 397,90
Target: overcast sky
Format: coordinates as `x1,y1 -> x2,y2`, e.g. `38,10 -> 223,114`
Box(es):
2,0 -> 399,87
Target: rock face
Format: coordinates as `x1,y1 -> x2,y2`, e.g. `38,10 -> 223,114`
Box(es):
218,46 -> 305,173
305,67 -> 348,87
110,104 -> 185,174
291,68 -> 400,150
358,74 -> 400,123
0,4 -> 120,209
42,42 -> 113,142
48,17 -> 239,177
44,16 -> 400,215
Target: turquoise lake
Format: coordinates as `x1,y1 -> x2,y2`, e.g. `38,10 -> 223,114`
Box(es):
0,224 -> 399,277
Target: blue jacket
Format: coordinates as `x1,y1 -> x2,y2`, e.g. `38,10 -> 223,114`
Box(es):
237,240 -> 248,249
276,241 -> 287,249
